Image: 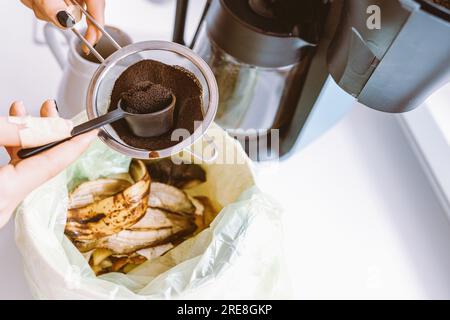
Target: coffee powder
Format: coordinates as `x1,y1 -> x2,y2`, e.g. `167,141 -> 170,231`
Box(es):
109,60 -> 204,151
121,81 -> 173,114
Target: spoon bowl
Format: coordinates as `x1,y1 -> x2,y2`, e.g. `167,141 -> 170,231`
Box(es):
123,93 -> 176,138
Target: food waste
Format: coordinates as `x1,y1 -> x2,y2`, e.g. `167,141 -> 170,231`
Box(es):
65,159 -> 218,275
109,59 -> 204,151
121,81 -> 173,114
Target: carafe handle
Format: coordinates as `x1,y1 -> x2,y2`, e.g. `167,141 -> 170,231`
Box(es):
173,0 -> 189,46
173,0 -> 211,49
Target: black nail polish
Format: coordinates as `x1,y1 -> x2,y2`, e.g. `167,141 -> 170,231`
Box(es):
56,11 -> 76,28
53,100 -> 59,112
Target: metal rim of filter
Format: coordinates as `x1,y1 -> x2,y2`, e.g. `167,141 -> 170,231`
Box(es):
86,40 -> 219,160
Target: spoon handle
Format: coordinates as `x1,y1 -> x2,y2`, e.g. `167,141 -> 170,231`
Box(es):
17,138 -> 71,160
17,108 -> 125,159
71,108 -> 125,136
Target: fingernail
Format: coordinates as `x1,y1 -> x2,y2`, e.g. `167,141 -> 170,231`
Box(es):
11,100 -> 25,114
56,11 -> 76,28
53,100 -> 59,112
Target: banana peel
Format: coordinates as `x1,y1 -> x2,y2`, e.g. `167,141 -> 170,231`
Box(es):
136,243 -> 174,260
65,159 -> 219,276
128,208 -> 194,231
196,196 -> 217,228
73,207 -> 197,254
74,222 -> 195,254
68,179 -> 132,210
65,160 -> 150,241
91,248 -> 113,266
148,183 -> 196,215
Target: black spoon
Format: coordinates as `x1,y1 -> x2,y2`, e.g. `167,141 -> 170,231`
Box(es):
18,95 -> 176,159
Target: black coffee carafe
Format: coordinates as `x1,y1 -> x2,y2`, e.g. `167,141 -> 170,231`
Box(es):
174,0 -> 329,160
173,0 -> 450,160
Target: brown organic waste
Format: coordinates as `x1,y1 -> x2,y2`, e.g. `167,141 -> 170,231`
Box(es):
432,0 -> 450,10
121,81 -> 173,114
109,60 -> 204,151
147,158 -> 206,189
65,159 -> 218,276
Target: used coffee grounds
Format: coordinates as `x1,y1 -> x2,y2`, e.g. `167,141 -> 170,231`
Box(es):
121,81 -> 173,114
109,59 -> 204,151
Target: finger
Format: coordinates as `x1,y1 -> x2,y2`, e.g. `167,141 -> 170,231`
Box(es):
1,116 -> 73,148
0,101 -> 25,147
12,130 -> 98,200
84,0 -> 105,27
20,0 -> 33,9
9,101 -> 27,117
32,0 -> 70,27
6,101 -> 28,163
82,25 -> 98,55
31,4 -> 48,21
40,99 -> 59,118
80,0 -> 105,54
21,0 -> 59,22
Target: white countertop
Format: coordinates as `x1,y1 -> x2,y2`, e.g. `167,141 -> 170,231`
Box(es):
1,0 -> 450,300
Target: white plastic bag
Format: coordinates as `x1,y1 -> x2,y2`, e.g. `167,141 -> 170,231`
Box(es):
14,122 -> 289,300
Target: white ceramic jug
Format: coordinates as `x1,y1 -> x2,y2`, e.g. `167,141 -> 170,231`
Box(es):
44,24 -> 132,119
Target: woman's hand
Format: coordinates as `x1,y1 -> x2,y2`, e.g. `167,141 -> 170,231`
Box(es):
0,100 -> 97,229
21,0 -> 106,54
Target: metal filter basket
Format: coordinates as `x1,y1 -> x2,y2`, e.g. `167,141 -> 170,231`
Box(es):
86,41 -> 219,161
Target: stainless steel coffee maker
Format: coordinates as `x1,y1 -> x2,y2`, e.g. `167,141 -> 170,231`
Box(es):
173,0 -> 450,160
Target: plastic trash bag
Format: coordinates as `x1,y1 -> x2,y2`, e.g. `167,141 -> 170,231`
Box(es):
14,118 -> 289,299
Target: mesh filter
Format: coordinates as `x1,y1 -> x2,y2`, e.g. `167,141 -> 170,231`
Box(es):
86,41 -> 218,160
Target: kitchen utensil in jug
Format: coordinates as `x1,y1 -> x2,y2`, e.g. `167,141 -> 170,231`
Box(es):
44,24 -> 132,119
44,1 -> 132,118
43,1 -> 219,162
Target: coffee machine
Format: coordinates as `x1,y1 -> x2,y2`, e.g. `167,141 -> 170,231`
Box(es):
172,0 -> 450,160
